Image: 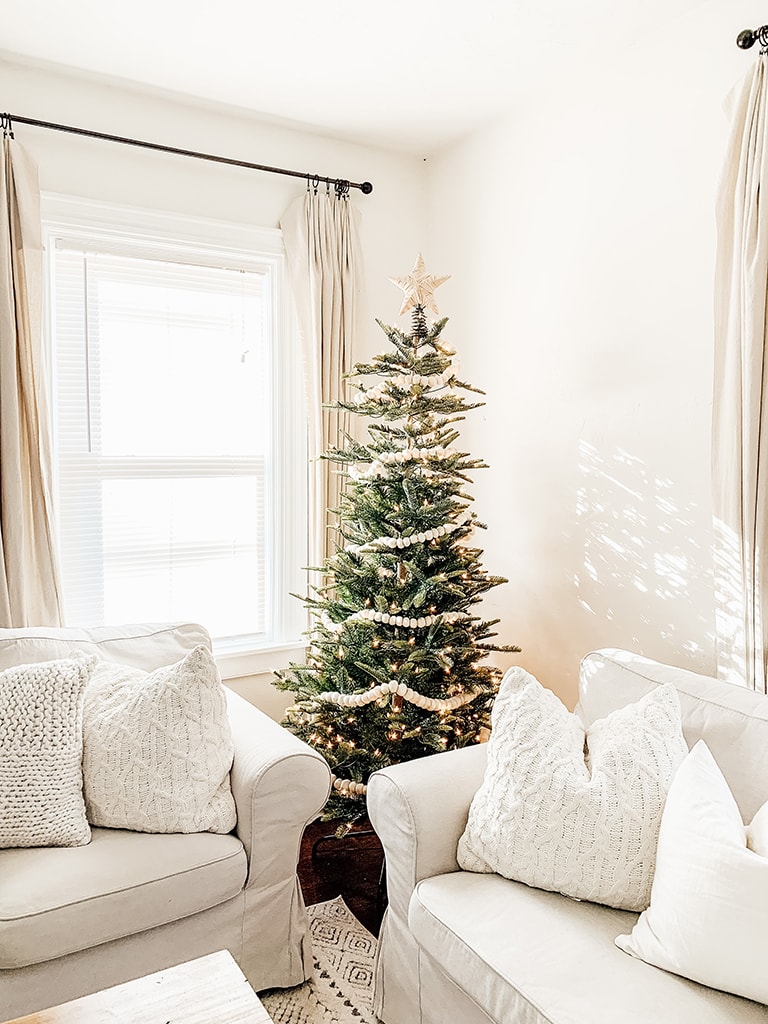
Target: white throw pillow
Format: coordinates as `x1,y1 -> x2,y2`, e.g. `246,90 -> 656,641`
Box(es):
82,644 -> 237,834
457,667 -> 687,911
0,655 -> 94,848
616,741 -> 768,1004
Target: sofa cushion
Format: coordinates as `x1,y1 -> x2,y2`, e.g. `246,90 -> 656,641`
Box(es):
409,872 -> 767,1024
617,742 -> 768,1005
0,622 -> 211,673
0,826 -> 247,968
577,649 -> 768,820
83,646 -> 236,834
0,655 -> 94,849
457,668 -> 686,911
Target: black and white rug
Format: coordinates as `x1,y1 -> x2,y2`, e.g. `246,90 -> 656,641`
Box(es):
261,897 -> 379,1024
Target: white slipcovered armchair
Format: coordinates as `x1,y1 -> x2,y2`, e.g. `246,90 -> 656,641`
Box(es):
0,622 -> 331,1020
367,650 -> 768,1024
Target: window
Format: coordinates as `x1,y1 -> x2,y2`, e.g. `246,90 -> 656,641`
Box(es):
44,197 -> 307,655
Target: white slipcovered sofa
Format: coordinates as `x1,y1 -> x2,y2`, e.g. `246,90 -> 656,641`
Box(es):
0,622 -> 331,1020
367,648 -> 768,1024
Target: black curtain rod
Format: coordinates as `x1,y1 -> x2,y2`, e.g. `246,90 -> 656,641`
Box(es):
737,25 -> 768,51
1,112 -> 374,195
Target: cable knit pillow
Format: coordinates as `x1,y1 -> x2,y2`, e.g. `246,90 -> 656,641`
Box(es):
82,645 -> 236,834
457,667 -> 687,911
0,654 -> 94,848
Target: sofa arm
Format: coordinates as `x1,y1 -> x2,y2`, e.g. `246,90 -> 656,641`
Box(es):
367,743 -> 487,919
225,689 -> 331,888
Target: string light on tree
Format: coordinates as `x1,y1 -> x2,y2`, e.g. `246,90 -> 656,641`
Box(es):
274,254 -> 519,820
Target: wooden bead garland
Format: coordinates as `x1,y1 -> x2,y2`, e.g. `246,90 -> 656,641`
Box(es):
326,609 -> 467,631
331,775 -> 367,797
348,510 -> 471,554
317,678 -> 482,713
348,445 -> 459,483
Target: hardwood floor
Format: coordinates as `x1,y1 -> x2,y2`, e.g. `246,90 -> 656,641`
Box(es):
298,817 -> 386,937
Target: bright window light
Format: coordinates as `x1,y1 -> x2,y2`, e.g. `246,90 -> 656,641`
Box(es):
45,198 -> 307,651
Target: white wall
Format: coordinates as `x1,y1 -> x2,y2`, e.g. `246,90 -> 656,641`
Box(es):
0,55 -> 426,716
7,2 -> 766,715
424,1 -> 764,707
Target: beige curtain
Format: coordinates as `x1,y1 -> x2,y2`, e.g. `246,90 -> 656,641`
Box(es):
713,56 -> 768,691
0,133 -> 63,626
280,188 -> 362,567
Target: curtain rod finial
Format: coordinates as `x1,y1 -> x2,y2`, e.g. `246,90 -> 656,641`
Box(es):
361,182 -> 373,195
738,28 -> 756,49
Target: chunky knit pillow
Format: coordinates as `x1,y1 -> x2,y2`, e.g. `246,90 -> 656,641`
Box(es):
0,655 -> 94,848
457,667 -> 687,911
82,645 -> 236,834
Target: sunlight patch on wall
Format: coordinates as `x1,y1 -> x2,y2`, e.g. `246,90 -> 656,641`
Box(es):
574,440 -> 713,660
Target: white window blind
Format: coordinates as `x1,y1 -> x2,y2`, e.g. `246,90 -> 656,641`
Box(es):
46,199 -> 307,650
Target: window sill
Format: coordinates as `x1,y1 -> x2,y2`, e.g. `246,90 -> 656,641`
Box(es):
213,640 -> 307,681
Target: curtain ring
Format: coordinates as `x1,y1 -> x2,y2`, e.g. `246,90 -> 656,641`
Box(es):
310,174 -> 320,195
1,114 -> 14,139
334,179 -> 350,200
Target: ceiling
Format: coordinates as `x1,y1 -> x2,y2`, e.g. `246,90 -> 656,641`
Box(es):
3,0 -> 709,154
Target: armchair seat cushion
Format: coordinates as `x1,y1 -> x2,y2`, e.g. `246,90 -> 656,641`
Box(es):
0,827 -> 246,969
409,872 -> 765,1024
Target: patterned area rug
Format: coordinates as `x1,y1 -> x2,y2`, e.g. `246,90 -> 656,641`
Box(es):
261,897 -> 379,1024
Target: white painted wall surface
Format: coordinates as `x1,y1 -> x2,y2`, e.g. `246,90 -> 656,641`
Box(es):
0,56 -> 426,716
0,57 -> 425,351
424,1 -> 762,707
5,1 -> 765,715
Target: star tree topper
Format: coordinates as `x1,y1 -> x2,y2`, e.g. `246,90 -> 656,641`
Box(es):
389,254 -> 450,316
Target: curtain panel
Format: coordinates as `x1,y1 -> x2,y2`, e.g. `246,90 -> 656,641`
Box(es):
0,134 -> 62,626
713,56 -> 768,691
281,190 -> 362,568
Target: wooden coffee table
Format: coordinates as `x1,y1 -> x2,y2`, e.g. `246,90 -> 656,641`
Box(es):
2,950 -> 272,1024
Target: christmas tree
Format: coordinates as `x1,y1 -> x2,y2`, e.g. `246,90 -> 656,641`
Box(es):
274,255 -> 518,820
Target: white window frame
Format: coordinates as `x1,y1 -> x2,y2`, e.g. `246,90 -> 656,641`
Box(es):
42,194 -> 308,676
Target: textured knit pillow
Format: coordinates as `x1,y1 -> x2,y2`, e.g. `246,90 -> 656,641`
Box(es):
457,667 -> 687,911
82,645 -> 236,834
0,654 -> 94,848
616,741 -> 768,1004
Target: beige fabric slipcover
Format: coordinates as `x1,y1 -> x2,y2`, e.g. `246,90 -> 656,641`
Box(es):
0,829 -> 246,968
0,622 -> 331,1019
0,621 -> 211,672
410,873 -> 765,1024
577,649 -> 768,820
368,649 -> 768,1024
